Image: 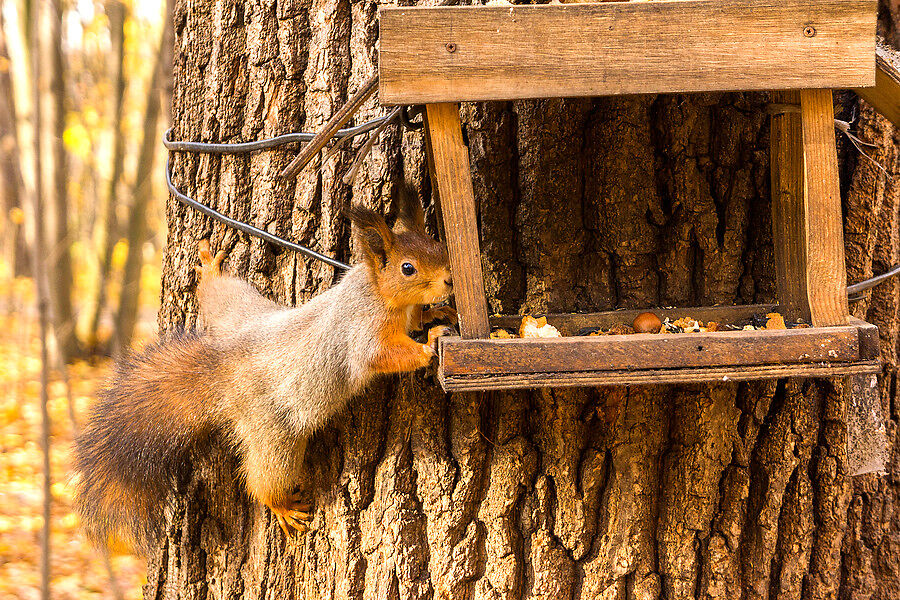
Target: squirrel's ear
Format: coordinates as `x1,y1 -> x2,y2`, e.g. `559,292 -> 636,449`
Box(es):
394,186 -> 426,235
345,205 -> 394,267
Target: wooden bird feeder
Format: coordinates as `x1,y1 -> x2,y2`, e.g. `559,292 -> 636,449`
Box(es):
378,0 -> 882,392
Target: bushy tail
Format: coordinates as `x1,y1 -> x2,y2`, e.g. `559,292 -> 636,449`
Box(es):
73,332 -> 223,553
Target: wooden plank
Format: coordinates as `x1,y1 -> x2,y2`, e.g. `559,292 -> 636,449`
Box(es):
424,103 -> 490,338
378,0 -> 875,104
800,89 -> 851,327
490,304 -> 778,336
439,361 -> 881,391
422,108 -> 447,243
439,326 -> 861,376
854,42 -> 900,129
850,316 -> 880,360
770,90 -> 811,323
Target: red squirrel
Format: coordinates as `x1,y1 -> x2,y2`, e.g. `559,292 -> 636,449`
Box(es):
73,199 -> 457,550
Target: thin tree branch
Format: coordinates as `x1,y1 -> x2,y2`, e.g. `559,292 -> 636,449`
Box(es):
280,73 -> 379,179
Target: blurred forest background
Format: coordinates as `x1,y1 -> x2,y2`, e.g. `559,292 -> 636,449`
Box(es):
0,0 -> 171,597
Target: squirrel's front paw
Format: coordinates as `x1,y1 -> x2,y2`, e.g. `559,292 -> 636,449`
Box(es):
425,304 -> 459,326
426,325 -> 456,352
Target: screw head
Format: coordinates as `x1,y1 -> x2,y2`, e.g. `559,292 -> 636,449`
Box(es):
446,42 -> 457,53
803,26 -> 816,37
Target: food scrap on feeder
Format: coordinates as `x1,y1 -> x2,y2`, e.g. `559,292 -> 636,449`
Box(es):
608,323 -> 636,335
491,310 -> 802,339
764,312 -> 787,329
519,315 -> 562,338
490,327 -> 516,339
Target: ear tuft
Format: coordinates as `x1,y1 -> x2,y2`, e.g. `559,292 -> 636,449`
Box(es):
395,186 -> 427,234
344,205 -> 394,267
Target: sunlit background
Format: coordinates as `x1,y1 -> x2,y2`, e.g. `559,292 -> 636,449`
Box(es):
0,0 -> 170,597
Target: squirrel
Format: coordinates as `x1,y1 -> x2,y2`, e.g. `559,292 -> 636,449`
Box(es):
73,199 -> 457,551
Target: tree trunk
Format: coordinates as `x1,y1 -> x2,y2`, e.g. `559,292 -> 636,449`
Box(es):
86,0 -> 127,351
38,0 -> 79,362
112,0 -> 174,357
9,0 -> 53,596
0,17 -> 27,277
149,1 -> 900,599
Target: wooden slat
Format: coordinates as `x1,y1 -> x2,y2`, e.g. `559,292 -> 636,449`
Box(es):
379,0 -> 875,104
439,362 -> 881,391
439,326 -> 861,377
489,304 -> 778,337
850,316 -> 880,360
800,89 -> 851,327
424,103 -> 490,338
854,42 -> 900,129
770,90 -> 811,323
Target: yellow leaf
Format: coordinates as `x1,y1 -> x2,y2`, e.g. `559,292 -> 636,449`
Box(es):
8,207 -> 24,225
62,124 -> 92,158
112,239 -> 129,269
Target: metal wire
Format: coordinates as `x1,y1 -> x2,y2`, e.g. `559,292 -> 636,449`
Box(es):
848,264 -> 900,300
164,118 -> 900,295
163,115 -> 400,271
163,117 -> 388,153
164,158 -> 350,270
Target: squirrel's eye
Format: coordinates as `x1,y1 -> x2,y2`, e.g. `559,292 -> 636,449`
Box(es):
401,262 -> 417,277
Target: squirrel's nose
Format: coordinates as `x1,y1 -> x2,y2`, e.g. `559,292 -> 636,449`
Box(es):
445,277 -> 453,288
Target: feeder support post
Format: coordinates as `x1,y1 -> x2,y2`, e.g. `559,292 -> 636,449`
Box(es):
770,90 -> 810,323
423,103 -> 491,339
799,88 -> 850,327
770,89 -> 849,327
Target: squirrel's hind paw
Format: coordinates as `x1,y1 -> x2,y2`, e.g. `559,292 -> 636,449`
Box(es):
269,494 -> 314,537
274,511 -> 310,537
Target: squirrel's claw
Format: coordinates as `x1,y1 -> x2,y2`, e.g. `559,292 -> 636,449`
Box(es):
273,509 -> 310,537
423,304 -> 459,326
274,513 -> 292,538
270,494 -> 314,537
426,325 -> 455,352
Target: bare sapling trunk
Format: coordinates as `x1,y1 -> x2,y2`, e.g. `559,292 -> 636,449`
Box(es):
86,0 -> 127,351
38,0 -> 79,362
0,18 -> 25,277
7,0 -> 53,596
113,0 -> 173,357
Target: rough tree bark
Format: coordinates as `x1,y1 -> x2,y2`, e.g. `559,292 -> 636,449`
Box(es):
149,1 -> 900,598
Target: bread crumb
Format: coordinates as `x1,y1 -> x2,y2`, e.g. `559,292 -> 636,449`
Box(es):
765,312 -> 787,330
520,315 -> 561,338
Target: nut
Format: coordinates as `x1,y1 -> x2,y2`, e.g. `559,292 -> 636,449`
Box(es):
632,312 -> 662,334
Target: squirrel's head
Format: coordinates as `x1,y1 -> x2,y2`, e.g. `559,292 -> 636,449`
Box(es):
345,200 -> 452,309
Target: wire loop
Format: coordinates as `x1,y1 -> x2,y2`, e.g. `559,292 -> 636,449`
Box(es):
164,106 -> 900,295
163,113 -> 413,271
